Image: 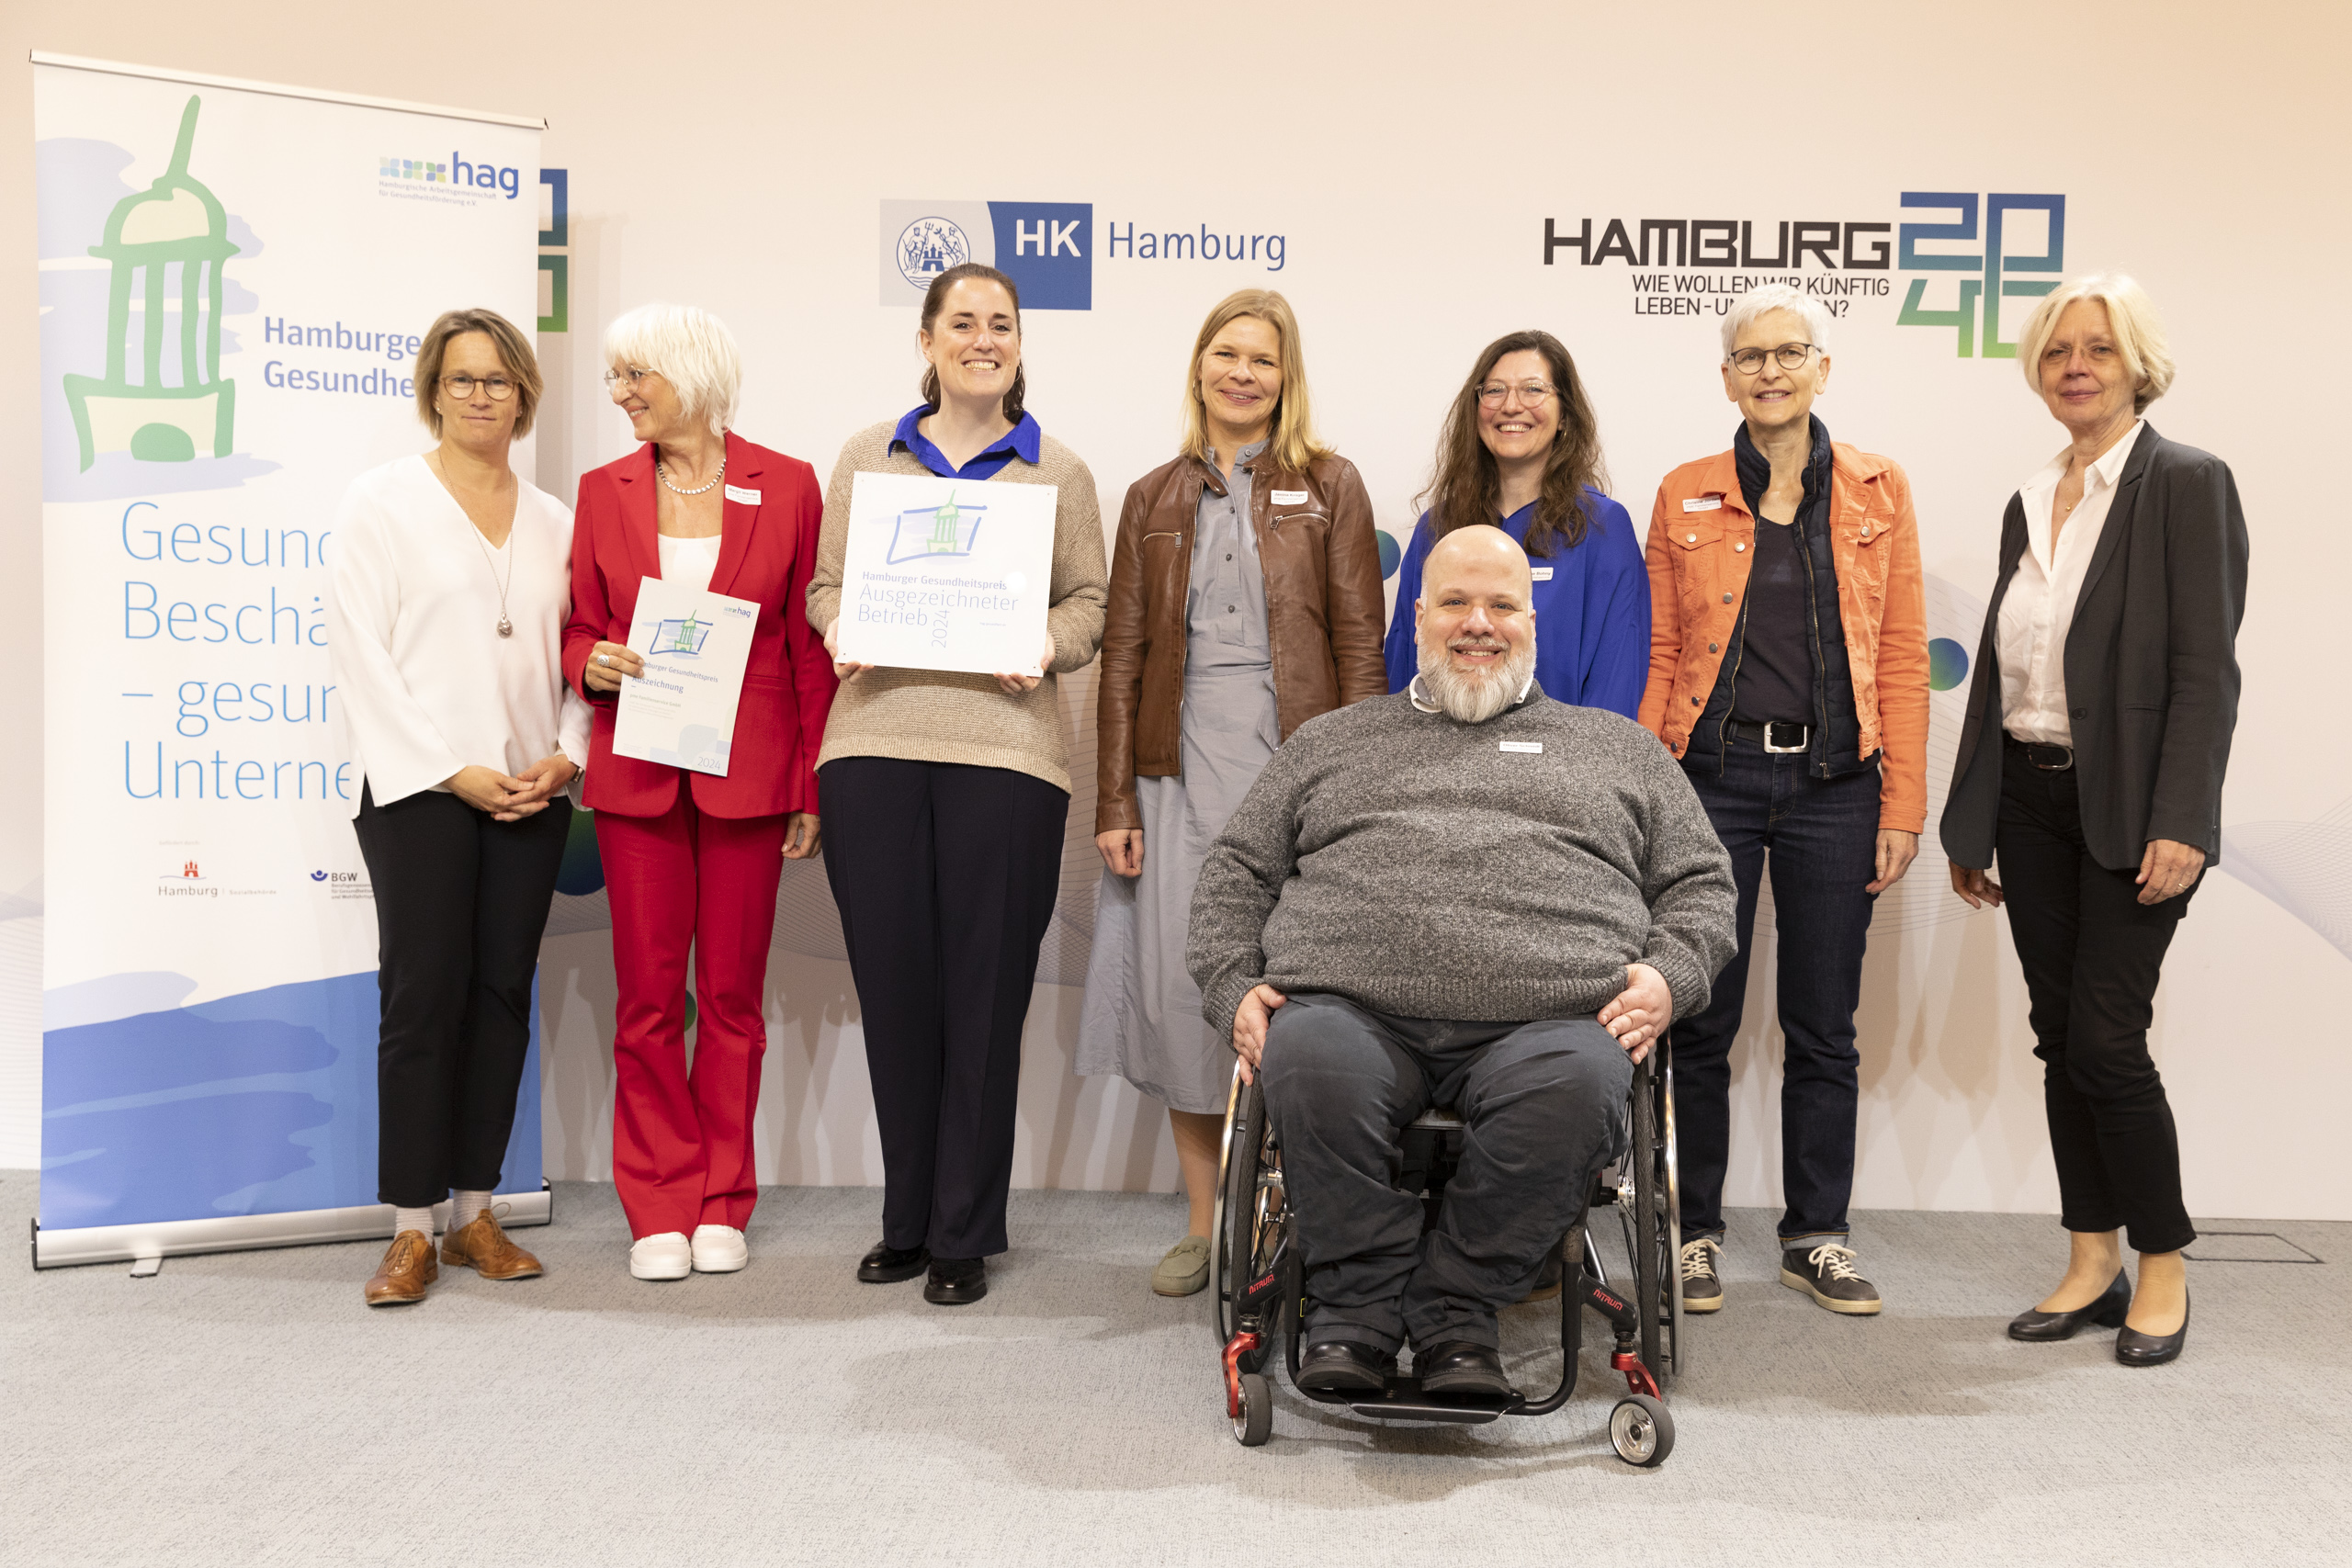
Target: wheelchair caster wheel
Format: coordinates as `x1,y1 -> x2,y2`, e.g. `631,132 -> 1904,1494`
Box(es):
1232,1372 -> 1272,1447
1609,1393 -> 1674,1467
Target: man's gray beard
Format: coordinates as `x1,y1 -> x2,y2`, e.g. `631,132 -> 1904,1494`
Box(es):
1416,634 -> 1538,723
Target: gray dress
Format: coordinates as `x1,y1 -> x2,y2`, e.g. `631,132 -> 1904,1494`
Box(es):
1078,443 -> 1283,1114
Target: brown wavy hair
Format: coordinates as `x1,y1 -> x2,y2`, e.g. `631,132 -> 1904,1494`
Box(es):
919,262 -> 1025,422
1418,330 -> 1607,558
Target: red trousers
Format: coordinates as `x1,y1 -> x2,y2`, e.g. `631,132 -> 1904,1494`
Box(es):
596,792 -> 786,1239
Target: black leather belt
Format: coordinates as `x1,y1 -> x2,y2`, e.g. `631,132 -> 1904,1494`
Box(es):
2005,733 -> 2075,771
1727,719 -> 1810,753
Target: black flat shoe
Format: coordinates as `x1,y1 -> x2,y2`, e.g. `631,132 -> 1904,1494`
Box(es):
1414,1340 -> 1517,1399
2116,1290 -> 2188,1368
2007,1269 -> 2130,1341
857,1243 -> 930,1284
1295,1339 -> 1392,1393
923,1256 -> 987,1305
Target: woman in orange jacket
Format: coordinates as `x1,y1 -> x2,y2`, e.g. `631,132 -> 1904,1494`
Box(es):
1638,283 -> 1928,1322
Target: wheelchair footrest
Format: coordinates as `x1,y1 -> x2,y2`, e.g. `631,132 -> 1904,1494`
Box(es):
1340,1377 -> 1525,1426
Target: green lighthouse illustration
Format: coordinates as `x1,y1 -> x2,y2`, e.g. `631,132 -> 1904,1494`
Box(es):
672,611 -> 701,652
930,491 -> 961,550
63,95 -> 239,469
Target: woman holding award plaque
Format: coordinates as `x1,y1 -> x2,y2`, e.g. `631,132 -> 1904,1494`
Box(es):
808,262 -> 1109,1307
1077,289 -> 1386,1300
564,302 -> 835,1283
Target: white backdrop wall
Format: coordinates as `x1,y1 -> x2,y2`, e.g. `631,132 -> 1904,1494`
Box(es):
5,2 -> 2348,1225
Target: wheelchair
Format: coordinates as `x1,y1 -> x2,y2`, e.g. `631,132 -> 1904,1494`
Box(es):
1212,1040 -> 1683,1465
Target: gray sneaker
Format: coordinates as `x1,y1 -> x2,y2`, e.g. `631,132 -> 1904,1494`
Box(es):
1781,1242 -> 1882,1315
1679,1237 -> 1724,1313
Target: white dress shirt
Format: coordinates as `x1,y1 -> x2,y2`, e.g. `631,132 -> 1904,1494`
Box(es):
327,454 -> 592,818
656,532 -> 722,594
1997,421 -> 2146,747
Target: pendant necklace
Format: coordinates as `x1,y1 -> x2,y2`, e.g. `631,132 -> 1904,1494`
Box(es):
432,452 -> 516,637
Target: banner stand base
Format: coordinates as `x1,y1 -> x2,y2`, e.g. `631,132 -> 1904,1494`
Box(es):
28,1180 -> 553,1270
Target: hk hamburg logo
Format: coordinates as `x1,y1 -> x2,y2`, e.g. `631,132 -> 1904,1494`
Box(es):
896,217 -> 972,289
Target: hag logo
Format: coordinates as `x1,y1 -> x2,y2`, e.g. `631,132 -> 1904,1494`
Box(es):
379,151 -> 523,201
877,199 -> 1091,310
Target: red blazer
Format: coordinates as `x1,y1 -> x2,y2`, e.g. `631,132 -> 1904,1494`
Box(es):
563,433 -> 836,818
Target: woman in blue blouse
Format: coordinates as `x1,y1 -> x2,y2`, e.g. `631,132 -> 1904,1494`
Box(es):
1383,331 -> 1647,715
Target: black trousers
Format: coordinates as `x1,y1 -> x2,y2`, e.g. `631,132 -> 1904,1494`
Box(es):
1260,993 -> 1631,1354
1996,743 -> 2197,1255
354,784 -> 571,1209
819,757 -> 1069,1259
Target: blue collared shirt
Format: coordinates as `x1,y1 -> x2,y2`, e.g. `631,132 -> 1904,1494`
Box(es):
890,404 -> 1042,480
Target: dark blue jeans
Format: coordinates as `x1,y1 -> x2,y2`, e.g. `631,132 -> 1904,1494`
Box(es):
1676,736 -> 1881,1246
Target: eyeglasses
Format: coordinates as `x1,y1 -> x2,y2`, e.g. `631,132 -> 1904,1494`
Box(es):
1729,344 -> 1818,375
1476,380 -> 1556,407
602,365 -> 657,391
441,374 -> 515,400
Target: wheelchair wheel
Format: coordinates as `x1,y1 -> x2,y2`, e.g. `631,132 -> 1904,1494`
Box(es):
1216,1069 -> 1285,1374
1631,1056 -> 1665,1387
1609,1393 -> 1674,1467
1232,1372 -> 1272,1447
1659,1046 -> 1684,1384
1212,1066 -> 1246,1346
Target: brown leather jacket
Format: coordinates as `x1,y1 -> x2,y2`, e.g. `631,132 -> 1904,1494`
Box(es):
1095,450 -> 1387,833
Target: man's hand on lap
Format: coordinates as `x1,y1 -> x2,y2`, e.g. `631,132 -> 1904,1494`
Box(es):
1232,984 -> 1288,1084
1600,963 -> 1673,1065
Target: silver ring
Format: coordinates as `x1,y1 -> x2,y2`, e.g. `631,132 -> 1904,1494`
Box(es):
597,653 -> 612,667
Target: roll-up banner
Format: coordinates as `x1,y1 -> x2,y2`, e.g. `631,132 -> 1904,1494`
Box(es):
34,55 -> 546,1267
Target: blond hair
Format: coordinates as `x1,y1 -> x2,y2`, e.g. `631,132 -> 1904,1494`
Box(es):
414,308 -> 542,437
2016,273 -> 2175,414
1180,289 -> 1330,474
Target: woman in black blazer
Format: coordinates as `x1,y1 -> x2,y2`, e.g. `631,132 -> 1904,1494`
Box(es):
1941,274 -> 2246,1368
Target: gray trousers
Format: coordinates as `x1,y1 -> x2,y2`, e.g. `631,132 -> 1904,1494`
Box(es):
1260,992 -> 1632,1354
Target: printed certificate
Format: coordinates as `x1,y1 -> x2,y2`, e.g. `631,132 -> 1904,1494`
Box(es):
833,471 -> 1056,675
610,576 -> 758,775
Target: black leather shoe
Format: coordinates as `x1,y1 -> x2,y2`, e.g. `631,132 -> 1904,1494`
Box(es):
1295,1339 -> 1392,1393
1414,1340 -> 1517,1399
2115,1290 -> 2188,1367
857,1242 -> 930,1283
2007,1269 -> 2129,1341
923,1256 -> 988,1305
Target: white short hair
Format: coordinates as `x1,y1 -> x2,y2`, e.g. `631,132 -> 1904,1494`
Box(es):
1719,284 -> 1832,361
603,302 -> 742,439
2014,273 -> 2175,414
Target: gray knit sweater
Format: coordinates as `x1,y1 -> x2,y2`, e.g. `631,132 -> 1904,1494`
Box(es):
1187,690 -> 1737,1039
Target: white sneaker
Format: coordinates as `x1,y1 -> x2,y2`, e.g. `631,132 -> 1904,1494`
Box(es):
690,1224 -> 748,1273
629,1232 -> 692,1280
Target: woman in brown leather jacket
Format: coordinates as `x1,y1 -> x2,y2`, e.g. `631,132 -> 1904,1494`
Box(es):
1077,289 -> 1386,1298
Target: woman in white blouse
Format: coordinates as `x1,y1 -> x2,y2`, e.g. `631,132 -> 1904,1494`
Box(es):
1941,275 -> 2248,1368
328,309 -> 590,1309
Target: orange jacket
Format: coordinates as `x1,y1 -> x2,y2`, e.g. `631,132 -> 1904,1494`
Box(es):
1637,444 -> 1928,834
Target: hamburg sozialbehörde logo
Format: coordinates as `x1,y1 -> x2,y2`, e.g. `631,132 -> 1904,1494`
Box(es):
895,216 -> 972,290
63,94 -> 239,469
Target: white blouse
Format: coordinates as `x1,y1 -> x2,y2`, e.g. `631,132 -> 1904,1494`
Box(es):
657,532 -> 722,594
326,454 -> 592,818
1997,421 -> 2146,747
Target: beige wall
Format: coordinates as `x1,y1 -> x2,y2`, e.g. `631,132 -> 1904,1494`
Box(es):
9,1 -> 2350,1223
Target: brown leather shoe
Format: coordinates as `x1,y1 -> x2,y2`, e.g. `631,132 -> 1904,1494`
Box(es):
440,1209 -> 544,1280
365,1230 -> 439,1306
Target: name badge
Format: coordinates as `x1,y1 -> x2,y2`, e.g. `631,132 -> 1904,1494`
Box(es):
1682,496 -> 1723,513
1530,566 -> 1555,581
1499,740 -> 1544,754
1271,490 -> 1310,505
724,484 -> 762,505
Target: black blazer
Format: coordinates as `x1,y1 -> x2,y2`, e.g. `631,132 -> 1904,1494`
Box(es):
1940,424 -> 2247,872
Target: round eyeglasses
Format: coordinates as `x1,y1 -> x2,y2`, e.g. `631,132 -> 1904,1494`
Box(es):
602,365 -> 656,391
1729,344 -> 1818,375
1476,380 -> 1556,408
441,374 -> 515,400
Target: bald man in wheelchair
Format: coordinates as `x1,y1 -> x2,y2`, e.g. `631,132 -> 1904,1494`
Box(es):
1187,526 -> 1736,1397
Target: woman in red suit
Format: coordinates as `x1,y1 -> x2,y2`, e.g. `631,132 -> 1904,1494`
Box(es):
564,302 -> 836,1281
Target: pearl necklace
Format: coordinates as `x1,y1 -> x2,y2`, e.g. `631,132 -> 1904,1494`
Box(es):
657,454 -> 726,495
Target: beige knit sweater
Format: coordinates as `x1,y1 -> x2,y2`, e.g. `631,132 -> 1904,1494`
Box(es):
806,421 -> 1108,792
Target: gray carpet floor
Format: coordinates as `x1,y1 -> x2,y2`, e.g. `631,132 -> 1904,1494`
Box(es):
6,1173 -> 2346,1567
